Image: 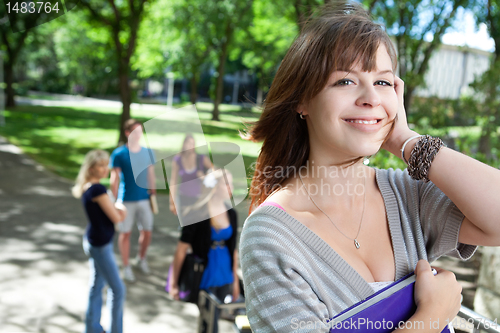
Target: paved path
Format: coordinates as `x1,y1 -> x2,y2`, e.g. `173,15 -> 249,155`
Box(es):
0,136 -> 249,333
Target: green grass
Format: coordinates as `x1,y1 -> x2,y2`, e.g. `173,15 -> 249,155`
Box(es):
0,103 -> 263,189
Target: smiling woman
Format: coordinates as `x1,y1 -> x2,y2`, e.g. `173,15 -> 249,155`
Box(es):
238,1 -> 500,333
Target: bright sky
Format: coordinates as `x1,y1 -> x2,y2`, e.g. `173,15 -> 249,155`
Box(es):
441,10 -> 495,52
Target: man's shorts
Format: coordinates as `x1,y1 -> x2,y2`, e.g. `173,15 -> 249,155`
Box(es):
119,199 -> 154,233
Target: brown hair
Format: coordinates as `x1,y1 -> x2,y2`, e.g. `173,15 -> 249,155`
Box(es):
180,133 -> 195,157
123,118 -> 142,133
243,1 -> 397,211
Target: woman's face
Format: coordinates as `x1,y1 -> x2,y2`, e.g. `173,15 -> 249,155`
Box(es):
300,45 -> 398,161
90,159 -> 109,180
183,137 -> 195,152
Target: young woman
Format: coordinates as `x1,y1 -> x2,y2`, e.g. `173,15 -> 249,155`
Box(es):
169,134 -> 213,218
239,2 -> 500,332
168,170 -> 240,333
73,150 -> 127,333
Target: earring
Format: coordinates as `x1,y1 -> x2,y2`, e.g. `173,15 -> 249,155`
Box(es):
299,111 -> 305,120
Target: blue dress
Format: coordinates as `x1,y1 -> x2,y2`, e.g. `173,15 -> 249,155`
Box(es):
199,225 -> 234,290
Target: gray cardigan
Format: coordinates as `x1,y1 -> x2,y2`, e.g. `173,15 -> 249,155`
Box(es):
239,168 -> 477,333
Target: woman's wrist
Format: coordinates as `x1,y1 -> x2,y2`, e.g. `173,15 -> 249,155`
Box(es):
385,130 -> 420,160
401,135 -> 424,164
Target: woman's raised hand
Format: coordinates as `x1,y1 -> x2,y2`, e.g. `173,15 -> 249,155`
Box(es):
381,76 -> 419,157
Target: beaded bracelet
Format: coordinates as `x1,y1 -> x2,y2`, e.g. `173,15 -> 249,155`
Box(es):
407,135 -> 445,182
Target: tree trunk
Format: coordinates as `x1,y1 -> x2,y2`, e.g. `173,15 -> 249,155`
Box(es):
478,130 -> 492,159
117,68 -> 131,145
190,74 -> 198,105
478,101 -> 496,160
212,38 -> 230,121
256,87 -> 263,106
4,61 -> 15,107
478,56 -> 500,160
256,71 -> 266,106
403,84 -> 416,115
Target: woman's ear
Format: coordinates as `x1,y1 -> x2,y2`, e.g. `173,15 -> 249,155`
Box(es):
297,103 -> 308,117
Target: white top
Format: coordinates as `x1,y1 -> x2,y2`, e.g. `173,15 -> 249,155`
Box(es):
368,281 -> 393,293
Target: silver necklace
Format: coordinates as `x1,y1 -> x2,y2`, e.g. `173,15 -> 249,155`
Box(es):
299,172 -> 366,249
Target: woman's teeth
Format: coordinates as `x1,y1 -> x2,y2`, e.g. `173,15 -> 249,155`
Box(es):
346,119 -> 378,124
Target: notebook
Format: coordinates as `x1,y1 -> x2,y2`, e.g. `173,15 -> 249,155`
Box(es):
328,273 -> 452,332
149,194 -> 159,215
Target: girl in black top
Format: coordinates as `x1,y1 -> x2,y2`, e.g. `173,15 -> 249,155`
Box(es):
73,149 -> 127,333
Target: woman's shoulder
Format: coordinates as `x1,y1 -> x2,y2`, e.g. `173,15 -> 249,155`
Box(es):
241,204 -> 302,242
245,204 -> 288,222
111,144 -> 127,155
85,183 -> 107,195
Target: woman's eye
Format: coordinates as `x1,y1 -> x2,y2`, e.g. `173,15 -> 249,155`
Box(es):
375,80 -> 393,87
335,79 -> 353,86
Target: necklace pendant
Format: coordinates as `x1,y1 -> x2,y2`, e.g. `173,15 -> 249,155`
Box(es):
354,239 -> 360,249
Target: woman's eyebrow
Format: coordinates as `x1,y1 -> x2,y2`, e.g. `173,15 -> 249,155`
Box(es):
377,69 -> 395,75
335,69 -> 394,75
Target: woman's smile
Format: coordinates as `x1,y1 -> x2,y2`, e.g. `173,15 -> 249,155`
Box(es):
343,117 -> 384,133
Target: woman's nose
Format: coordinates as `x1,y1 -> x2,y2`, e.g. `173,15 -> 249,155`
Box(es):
355,86 -> 381,107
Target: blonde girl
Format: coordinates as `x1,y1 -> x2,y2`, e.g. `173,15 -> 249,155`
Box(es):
73,149 -> 127,333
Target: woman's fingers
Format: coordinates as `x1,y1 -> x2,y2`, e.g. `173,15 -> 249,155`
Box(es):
394,75 -> 404,103
415,259 -> 432,275
414,259 -> 462,323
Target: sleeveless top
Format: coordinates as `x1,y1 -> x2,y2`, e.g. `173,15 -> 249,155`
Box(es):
199,225 -> 234,290
174,154 -> 205,197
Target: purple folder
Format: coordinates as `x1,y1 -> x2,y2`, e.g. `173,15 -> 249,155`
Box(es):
329,273 -> 452,332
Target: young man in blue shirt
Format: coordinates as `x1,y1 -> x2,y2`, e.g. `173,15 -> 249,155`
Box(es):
110,119 -> 156,281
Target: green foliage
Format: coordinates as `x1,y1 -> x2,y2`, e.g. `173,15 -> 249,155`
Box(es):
0,2 -> 63,105
51,12 -> 119,95
233,0 -> 297,92
368,149 -> 407,170
132,0 -> 178,79
473,0 -> 500,58
464,59 -> 500,160
407,96 -> 476,129
168,0 -> 223,79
